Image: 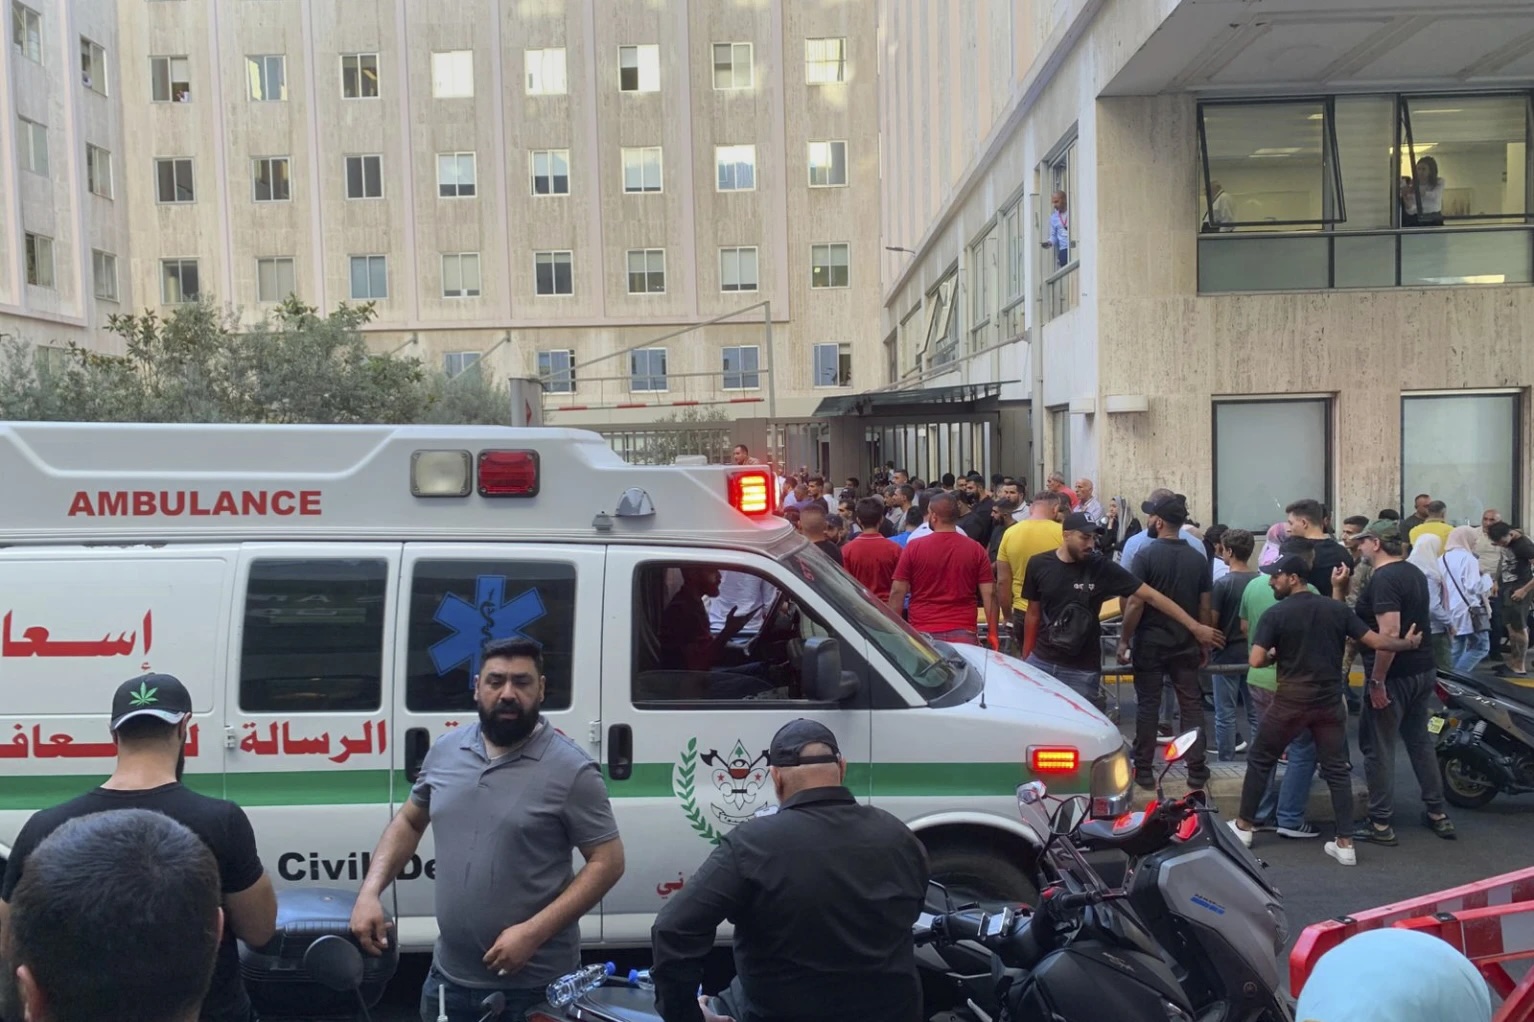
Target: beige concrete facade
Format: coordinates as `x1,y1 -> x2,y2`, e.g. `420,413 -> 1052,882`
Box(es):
1,0 -> 881,425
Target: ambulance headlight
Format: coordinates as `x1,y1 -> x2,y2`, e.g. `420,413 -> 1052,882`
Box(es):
411,450 -> 473,497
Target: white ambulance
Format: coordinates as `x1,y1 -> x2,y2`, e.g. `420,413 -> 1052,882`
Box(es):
0,422 -> 1130,949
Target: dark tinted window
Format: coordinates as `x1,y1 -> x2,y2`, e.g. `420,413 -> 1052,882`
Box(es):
240,559 -> 387,712
407,559 -> 577,712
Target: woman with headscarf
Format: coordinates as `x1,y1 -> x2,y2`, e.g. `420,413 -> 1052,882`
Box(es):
1407,533 -> 1454,670
1295,927 -> 1491,1022
1443,525 -> 1494,673
1258,522 -> 1287,568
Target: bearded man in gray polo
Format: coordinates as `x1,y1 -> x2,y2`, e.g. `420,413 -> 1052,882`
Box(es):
350,638 -> 625,1022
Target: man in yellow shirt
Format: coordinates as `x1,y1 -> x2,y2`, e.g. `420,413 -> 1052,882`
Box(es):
1409,500 -> 1453,552
997,491 -> 1066,644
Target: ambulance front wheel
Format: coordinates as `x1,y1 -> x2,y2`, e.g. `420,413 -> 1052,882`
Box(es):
923,840 -> 1039,914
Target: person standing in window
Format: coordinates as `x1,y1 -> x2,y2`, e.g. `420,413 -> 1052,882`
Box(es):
1044,191 -> 1069,267
1400,158 -> 1445,227
1204,180 -> 1235,232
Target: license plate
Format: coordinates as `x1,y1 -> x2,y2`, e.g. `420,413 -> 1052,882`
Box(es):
1428,716 -> 1446,735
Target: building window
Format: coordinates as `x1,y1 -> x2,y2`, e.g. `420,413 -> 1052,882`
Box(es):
13,3 -> 41,63
621,147 -> 663,193
341,53 -> 379,98
161,258 -> 200,303
627,249 -> 666,294
441,253 -> 482,298
722,345 -> 759,390
538,349 -> 575,393
256,257 -> 296,303
534,251 -> 573,296
813,342 -> 851,388
86,144 -> 112,198
151,56 -> 191,101
1402,392 -> 1521,525
811,243 -> 849,288
808,140 -> 847,187
618,44 -> 659,92
345,154 -> 382,199
245,54 -> 286,101
80,38 -> 107,94
18,117 -> 46,175
719,247 -> 758,292
1198,101 -> 1335,231
1046,139 -> 1077,268
715,145 -> 756,191
155,157 -> 195,203
922,276 -> 958,366
1212,398 -> 1331,531
805,37 -> 846,84
629,348 -> 667,392
431,50 -> 474,98
712,42 -> 751,90
349,255 -> 387,299
525,47 -> 566,95
1003,202 -> 1025,300
23,233 -> 53,288
437,152 -> 477,198
252,156 -> 291,201
444,351 -> 481,378
531,149 -> 570,195
92,250 -> 118,301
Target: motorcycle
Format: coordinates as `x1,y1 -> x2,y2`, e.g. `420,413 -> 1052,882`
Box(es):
1073,731 -> 1292,1022
300,935 -> 506,1022
1432,670 -> 1534,808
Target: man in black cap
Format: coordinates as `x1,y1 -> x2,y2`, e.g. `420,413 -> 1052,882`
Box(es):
0,674 -> 276,1022
650,720 -> 928,1022
1118,495 -> 1220,788
1229,556 -> 1424,868
1023,512 -> 1220,713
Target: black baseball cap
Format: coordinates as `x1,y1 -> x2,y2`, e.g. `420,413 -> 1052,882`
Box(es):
110,673 -> 193,732
1141,495 -> 1189,526
767,719 -> 842,767
1062,511 -> 1101,534
1262,554 -> 1312,578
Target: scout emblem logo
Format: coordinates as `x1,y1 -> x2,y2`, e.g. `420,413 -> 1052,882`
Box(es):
674,738 -> 773,845
430,575 -> 547,681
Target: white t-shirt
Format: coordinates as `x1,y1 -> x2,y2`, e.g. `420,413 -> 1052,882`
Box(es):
708,571 -> 773,632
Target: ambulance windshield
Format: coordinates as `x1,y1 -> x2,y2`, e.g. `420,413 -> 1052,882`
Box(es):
784,544 -> 964,701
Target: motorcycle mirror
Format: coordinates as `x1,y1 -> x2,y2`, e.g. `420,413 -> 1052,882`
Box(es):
1164,729 -> 1200,764
1051,796 -> 1089,837
1016,781 -> 1052,840
1018,780 -> 1047,805
303,935 -> 365,993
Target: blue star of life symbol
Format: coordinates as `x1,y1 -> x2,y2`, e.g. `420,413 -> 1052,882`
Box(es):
430,575 -> 548,682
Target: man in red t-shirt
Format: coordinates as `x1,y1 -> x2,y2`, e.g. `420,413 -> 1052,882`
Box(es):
888,493 -> 998,646
842,498 -> 903,602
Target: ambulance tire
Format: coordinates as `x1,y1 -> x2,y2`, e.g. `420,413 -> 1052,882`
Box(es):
924,842 -> 1039,910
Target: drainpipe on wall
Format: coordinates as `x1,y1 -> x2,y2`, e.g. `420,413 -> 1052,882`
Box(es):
1030,192 -> 1046,492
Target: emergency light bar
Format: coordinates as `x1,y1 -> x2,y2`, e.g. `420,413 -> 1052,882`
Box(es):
410,451 -> 473,497
408,449 -> 541,498
728,470 -> 774,516
478,450 -> 540,497
1028,747 -> 1080,774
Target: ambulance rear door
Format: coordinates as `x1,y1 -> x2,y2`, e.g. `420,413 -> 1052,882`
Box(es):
390,543 -> 605,950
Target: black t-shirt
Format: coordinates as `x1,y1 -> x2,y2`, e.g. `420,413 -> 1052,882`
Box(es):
1251,591 -> 1369,704
1353,560 -> 1436,678
1022,551 -> 1143,670
0,783 -> 265,1022
1211,569 -> 1261,662
1506,535 -> 1534,586
1129,538 -> 1213,664
959,499 -> 995,546
814,538 -> 844,565
1300,537 -> 1354,598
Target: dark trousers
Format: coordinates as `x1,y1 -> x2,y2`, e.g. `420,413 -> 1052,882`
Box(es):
1132,652 -> 1207,776
1358,667 -> 1447,822
1238,692 -> 1354,839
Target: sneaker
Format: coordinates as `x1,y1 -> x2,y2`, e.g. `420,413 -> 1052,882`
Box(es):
1423,811 -> 1457,840
1324,840 -> 1357,866
1186,771 -> 1211,790
1277,822 -> 1320,840
1352,822 -> 1399,846
1156,724 -> 1175,745
1135,769 -> 1156,790
1252,818 -> 1279,833
1227,820 -> 1253,848
1235,740 -> 1248,754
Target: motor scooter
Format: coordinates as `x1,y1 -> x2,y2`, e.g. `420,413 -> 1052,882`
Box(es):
1432,670 -> 1534,808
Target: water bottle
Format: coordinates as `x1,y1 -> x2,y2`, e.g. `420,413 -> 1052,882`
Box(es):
545,962 -> 614,1008
627,968 -> 654,991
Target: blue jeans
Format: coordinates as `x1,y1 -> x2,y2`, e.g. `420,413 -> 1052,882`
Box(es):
1249,686 -> 1318,829
1452,631 -> 1491,673
1212,669 -> 1260,761
420,962 -> 546,1022
1026,654 -> 1104,712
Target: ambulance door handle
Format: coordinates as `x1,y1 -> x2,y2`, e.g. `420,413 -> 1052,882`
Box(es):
607,724 -> 633,782
404,727 -> 431,783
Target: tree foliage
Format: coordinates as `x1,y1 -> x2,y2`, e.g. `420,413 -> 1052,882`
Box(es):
0,297 -> 512,425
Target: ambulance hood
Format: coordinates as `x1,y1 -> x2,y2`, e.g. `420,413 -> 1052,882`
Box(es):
947,644 -> 1120,744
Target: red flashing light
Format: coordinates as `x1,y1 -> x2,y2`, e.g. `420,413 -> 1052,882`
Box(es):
478,450 -> 540,497
1029,747 -> 1079,774
728,470 -> 774,516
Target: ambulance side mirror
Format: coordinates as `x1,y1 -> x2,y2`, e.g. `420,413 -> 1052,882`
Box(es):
803,637 -> 857,702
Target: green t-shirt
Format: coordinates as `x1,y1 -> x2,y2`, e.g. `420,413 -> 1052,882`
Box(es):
1238,574 -> 1319,691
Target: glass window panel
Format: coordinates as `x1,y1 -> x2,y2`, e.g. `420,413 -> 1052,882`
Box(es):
1332,234 -> 1397,288
1403,94 -> 1530,221
1200,101 -> 1328,228
1213,399 -> 1330,531
1400,227 -> 1533,286
1197,235 -> 1329,292
369,256 -> 387,298
432,50 -> 473,97
1334,95 -> 1395,230
1403,394 -> 1519,524
350,257 -> 368,298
